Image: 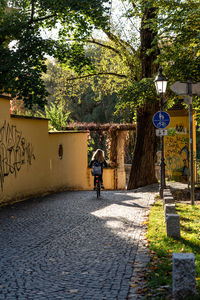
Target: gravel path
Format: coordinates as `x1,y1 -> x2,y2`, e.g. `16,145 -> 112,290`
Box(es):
0,185 -> 158,300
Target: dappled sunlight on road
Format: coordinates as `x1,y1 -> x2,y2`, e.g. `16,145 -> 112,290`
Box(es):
90,187 -> 157,241
106,220 -> 124,229
91,203 -> 142,241
91,203 -> 141,220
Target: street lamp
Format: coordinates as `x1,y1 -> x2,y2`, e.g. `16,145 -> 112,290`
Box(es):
154,67 -> 168,198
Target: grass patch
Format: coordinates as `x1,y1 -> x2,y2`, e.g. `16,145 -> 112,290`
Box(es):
145,200 -> 200,299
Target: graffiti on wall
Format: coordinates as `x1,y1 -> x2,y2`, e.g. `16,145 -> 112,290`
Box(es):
166,156 -> 182,171
175,124 -> 187,134
165,135 -> 188,159
165,135 -> 189,181
0,121 -> 35,190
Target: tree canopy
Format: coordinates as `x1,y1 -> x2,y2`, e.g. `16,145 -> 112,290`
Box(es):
52,0 -> 200,116
2,0 -> 199,109
39,0 -> 200,188
1,0 -> 200,188
43,50 -> 123,124
0,0 -> 110,108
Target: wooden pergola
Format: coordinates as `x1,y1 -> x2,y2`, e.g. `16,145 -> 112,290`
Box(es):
63,122 -> 136,132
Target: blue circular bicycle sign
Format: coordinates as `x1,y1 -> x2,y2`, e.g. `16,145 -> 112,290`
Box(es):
153,111 -> 170,129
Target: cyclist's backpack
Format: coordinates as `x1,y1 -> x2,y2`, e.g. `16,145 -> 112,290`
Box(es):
92,161 -> 102,176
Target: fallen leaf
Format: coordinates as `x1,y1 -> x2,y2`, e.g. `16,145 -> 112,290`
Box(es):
142,221 -> 148,225
150,266 -> 157,270
130,284 -> 137,287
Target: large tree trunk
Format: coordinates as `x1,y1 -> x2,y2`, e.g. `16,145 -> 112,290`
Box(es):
128,5 -> 159,189
127,102 -> 158,189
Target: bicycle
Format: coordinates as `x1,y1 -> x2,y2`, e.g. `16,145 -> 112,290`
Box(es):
94,175 -> 101,199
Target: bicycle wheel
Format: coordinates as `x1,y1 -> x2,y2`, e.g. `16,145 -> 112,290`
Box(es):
97,187 -> 100,198
96,183 -> 100,199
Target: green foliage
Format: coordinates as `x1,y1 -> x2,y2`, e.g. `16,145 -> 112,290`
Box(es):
2,0 -> 199,125
115,78 -> 158,121
87,137 -> 95,162
156,0 -> 200,82
55,42 -> 95,75
40,101 -> 71,131
168,128 -> 177,136
110,0 -> 200,122
0,6 -> 49,107
0,0 -> 110,108
43,59 -> 122,124
42,0 -> 200,125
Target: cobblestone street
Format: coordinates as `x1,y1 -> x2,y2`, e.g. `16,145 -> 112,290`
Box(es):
0,186 -> 157,300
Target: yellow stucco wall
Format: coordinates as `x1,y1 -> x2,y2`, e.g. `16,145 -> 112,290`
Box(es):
164,109 -> 196,182
0,96 -> 116,205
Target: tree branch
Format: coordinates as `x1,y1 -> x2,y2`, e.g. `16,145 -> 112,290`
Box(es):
66,72 -> 127,81
28,13 -> 57,24
66,38 -> 121,56
130,0 -> 137,9
102,28 -> 136,54
101,29 -> 138,75
30,0 -> 35,23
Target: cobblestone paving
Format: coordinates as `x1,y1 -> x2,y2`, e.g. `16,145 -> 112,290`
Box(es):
0,185 -> 158,300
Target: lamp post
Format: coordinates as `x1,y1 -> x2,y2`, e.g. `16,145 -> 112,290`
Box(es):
154,67 -> 168,198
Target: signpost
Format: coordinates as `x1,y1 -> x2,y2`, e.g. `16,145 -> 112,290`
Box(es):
153,111 -> 170,129
153,111 -> 170,198
170,80 -> 200,205
170,81 -> 200,96
156,129 -> 168,137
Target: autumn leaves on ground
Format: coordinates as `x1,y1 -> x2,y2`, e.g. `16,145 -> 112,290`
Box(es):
142,200 -> 200,299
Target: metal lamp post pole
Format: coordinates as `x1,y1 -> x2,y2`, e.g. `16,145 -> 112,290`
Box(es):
154,67 -> 168,199
160,92 -> 166,199
189,103 -> 195,205
188,81 -> 195,205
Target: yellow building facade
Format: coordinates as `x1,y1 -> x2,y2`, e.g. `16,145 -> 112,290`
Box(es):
164,105 -> 196,182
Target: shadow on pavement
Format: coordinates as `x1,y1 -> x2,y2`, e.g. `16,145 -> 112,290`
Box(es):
0,185 -> 158,299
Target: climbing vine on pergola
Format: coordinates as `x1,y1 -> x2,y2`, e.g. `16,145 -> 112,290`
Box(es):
63,122 -> 136,166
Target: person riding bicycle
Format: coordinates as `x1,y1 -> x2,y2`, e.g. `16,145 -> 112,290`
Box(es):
89,149 -> 107,189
